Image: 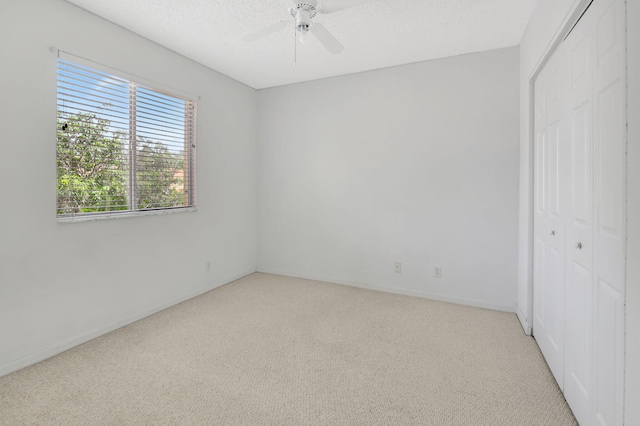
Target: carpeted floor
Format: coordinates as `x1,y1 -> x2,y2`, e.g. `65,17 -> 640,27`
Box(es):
0,273 -> 576,425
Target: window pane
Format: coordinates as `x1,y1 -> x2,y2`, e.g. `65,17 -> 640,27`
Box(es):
134,87 -> 189,210
56,61 -> 130,214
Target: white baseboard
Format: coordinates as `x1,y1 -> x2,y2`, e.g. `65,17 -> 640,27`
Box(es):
0,268 -> 256,378
256,267 -> 516,313
516,306 -> 532,335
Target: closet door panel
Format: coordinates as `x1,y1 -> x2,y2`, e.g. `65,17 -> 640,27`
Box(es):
595,279 -> 622,426
592,0 -> 626,423
533,80 -> 548,335
567,262 -> 592,396
564,73 -> 594,412
546,244 -> 563,354
597,84 -> 625,244
534,238 -> 547,327
563,8 -> 595,423
571,103 -> 591,224
546,120 -> 566,362
533,50 -> 567,385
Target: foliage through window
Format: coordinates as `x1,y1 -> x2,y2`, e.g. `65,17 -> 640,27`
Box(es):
56,54 -> 196,219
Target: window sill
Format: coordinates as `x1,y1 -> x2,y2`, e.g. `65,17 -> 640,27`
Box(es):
57,207 -> 197,224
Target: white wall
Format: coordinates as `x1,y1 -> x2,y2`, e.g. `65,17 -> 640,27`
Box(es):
519,0 -> 639,423
257,47 -> 520,312
0,0 -> 258,376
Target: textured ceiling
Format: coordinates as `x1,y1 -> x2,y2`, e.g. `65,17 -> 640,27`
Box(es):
63,0 -> 536,89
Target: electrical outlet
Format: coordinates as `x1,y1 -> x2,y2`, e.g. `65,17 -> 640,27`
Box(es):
434,266 -> 442,278
206,261 -> 211,272
394,262 -> 402,273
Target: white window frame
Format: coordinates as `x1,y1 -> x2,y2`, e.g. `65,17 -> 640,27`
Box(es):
56,51 -> 197,223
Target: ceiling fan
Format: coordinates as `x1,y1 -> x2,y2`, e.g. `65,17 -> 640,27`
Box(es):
243,0 -> 375,55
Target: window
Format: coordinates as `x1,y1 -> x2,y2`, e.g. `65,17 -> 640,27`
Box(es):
56,53 -> 196,220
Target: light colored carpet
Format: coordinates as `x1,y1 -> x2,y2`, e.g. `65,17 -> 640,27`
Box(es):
0,273 -> 576,425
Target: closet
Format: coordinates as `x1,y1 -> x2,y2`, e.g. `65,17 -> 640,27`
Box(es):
532,0 -> 626,425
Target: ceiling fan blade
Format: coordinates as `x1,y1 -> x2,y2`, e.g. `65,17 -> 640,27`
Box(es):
243,21 -> 289,42
310,23 -> 344,54
318,0 -> 376,14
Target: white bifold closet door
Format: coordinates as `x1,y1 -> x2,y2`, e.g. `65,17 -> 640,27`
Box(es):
533,0 -> 626,424
533,41 -> 569,388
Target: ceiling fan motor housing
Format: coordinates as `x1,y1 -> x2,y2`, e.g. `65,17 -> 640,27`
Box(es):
291,1 -> 317,33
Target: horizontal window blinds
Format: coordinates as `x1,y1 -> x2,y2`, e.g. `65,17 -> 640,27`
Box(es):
56,57 -> 196,218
